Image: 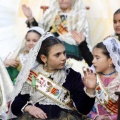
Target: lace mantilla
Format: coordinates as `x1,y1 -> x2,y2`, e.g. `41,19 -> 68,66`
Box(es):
103,37 -> 120,74
13,33 -> 53,99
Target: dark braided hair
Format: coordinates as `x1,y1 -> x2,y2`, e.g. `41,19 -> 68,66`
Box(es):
36,36 -> 64,64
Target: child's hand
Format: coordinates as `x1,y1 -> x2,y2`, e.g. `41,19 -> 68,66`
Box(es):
82,67 -> 96,94
71,30 -> 85,44
4,59 -> 19,67
25,105 -> 47,119
22,4 -> 33,19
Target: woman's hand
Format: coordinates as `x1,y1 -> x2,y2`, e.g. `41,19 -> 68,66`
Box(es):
22,4 -> 33,19
71,30 -> 85,44
25,105 -> 47,119
4,59 -> 19,67
82,67 -> 97,94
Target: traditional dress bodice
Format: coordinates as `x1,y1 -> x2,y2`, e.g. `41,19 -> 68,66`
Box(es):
88,75 -> 120,120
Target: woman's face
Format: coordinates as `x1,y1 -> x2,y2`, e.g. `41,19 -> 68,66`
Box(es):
113,13 -> 120,35
42,43 -> 66,72
58,0 -> 73,12
26,32 -> 40,51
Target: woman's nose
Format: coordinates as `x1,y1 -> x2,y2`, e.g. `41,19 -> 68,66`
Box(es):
92,58 -> 95,64
62,53 -> 66,60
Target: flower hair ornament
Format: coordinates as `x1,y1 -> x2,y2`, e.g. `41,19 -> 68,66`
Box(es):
103,37 -> 120,74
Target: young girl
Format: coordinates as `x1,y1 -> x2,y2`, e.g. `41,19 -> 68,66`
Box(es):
71,8 -> 120,68
4,27 -> 44,84
10,33 -> 96,120
22,0 -> 92,74
88,37 -> 120,120
113,8 -> 120,40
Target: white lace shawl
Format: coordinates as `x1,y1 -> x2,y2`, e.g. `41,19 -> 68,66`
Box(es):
12,33 -> 71,110
103,37 -> 120,74
38,0 -> 92,50
107,74 -> 120,101
94,74 -> 120,115
95,74 -> 120,108
0,59 -> 14,114
13,33 -> 53,100
20,64 -> 71,109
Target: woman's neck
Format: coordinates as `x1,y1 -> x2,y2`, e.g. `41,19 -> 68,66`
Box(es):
43,66 -> 57,73
60,8 -> 71,13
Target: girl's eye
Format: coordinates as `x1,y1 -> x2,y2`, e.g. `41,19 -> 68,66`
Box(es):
26,39 -> 30,42
33,39 -> 38,42
55,53 -> 60,57
113,20 -> 117,24
63,51 -> 66,55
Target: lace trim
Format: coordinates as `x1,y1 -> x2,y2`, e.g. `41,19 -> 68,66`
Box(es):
35,65 -> 67,85
21,65 -> 71,109
103,37 -> 120,74
38,0 -> 92,50
107,75 -> 120,101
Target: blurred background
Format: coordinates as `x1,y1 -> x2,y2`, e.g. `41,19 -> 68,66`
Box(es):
0,0 -> 120,59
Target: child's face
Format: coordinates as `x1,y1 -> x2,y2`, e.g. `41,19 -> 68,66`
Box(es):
113,13 -> 120,35
59,0 -> 73,12
42,43 -> 66,72
26,32 -> 40,51
92,48 -> 112,73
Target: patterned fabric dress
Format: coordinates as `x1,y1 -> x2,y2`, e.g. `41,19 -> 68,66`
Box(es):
88,76 -> 120,120
11,66 -> 95,120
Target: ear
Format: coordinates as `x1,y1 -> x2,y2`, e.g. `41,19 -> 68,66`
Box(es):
40,54 -> 47,64
108,58 -> 113,65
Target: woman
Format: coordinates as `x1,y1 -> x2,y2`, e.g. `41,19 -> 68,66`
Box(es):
11,33 -> 96,120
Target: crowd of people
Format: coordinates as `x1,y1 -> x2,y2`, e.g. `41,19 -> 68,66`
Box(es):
0,0 -> 120,120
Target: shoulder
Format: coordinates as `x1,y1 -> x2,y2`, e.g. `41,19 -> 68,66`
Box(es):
67,68 -> 82,79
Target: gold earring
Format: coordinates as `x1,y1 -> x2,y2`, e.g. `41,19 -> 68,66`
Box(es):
44,62 -> 47,67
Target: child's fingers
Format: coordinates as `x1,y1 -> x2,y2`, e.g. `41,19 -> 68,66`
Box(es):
82,77 -> 86,84
82,67 -> 87,76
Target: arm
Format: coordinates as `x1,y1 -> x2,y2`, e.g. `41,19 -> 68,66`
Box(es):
67,69 -> 95,114
22,4 -> 38,28
26,18 -> 38,28
4,59 -> 19,67
79,40 -> 93,66
71,30 -> 93,66
11,94 -> 31,116
11,93 -> 48,119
